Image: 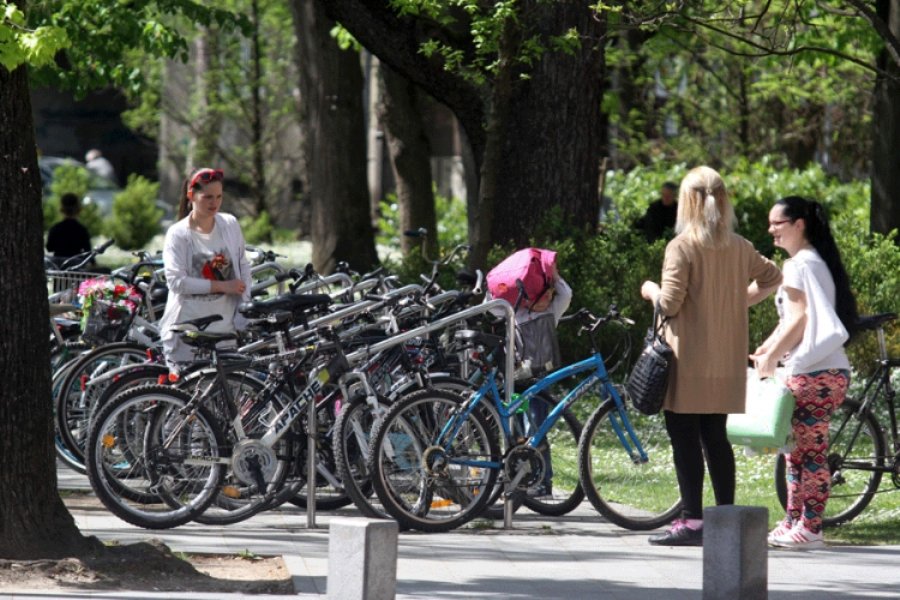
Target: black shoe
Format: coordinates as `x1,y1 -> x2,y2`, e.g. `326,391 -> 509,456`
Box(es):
648,521 -> 703,546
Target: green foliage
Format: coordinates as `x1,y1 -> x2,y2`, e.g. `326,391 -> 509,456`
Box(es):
604,157 -> 871,257
122,0 -> 301,221
240,210 -> 292,245
106,175 -> 163,250
376,190 -> 468,250
0,1 -> 68,71
602,2 -> 879,179
585,159 -> 897,371
391,0 -> 583,86
23,1 -> 250,96
239,210 -> 296,245
79,203 -> 105,241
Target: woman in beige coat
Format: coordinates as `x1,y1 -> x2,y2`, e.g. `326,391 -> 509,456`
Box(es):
640,166 -> 782,546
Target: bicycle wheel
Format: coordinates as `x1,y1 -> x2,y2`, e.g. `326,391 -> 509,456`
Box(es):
774,397 -> 885,527
87,384 -> 225,529
520,392 -> 586,517
189,371 -> 294,526
56,342 -> 149,468
368,388 -> 500,532
578,396 -> 682,530
334,393 -> 392,518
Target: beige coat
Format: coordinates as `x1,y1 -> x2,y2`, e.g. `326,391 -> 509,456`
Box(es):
657,233 -> 782,414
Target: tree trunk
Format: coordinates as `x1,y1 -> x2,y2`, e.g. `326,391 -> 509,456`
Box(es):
377,65 -> 438,258
871,0 -> 900,237
249,0 -> 269,222
0,60 -> 100,559
321,1 -> 607,269
291,0 -> 379,273
188,31 -> 222,169
488,2 -> 606,252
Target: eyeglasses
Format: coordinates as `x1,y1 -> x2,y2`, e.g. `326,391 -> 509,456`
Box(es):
768,218 -> 793,227
189,168 -> 224,190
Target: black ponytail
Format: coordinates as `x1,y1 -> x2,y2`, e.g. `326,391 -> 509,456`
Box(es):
776,196 -> 859,339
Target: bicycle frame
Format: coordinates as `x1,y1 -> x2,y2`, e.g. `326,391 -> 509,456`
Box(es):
439,352 -> 649,472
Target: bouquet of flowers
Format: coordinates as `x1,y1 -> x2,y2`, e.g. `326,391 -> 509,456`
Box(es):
77,277 -> 142,343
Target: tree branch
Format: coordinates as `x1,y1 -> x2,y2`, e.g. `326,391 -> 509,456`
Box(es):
318,0 -> 487,163
843,0 -> 900,69
681,13 -> 896,79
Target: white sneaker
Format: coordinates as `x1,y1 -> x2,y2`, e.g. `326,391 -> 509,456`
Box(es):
767,520 -> 793,545
771,523 -> 825,549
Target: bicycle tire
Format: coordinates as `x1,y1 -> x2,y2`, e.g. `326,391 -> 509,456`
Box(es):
520,392 -> 586,517
56,341 -> 149,467
333,393 -> 391,518
51,341 -> 94,472
190,371 -> 294,526
87,384 -> 225,529
333,375 -> 481,519
774,397 -> 885,527
578,397 -> 682,530
368,388 -> 500,532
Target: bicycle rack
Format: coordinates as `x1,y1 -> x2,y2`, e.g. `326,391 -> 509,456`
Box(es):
344,298 -> 519,529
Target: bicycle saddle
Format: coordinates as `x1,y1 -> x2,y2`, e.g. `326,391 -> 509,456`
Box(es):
238,293 -> 332,318
178,330 -> 239,349
856,312 -> 897,331
171,314 -> 223,332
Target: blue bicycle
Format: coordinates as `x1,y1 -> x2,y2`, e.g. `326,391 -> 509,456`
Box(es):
367,306 -> 682,532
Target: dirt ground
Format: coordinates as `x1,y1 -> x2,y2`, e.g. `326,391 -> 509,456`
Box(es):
0,493 -> 294,595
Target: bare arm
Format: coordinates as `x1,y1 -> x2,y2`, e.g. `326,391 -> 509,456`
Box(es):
750,286 -> 807,377
747,281 -> 780,307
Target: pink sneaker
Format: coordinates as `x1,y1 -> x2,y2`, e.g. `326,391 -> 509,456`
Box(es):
767,520 -> 793,545
772,523 -> 825,549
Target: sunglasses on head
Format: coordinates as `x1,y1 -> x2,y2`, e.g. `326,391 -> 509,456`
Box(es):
189,168 -> 224,190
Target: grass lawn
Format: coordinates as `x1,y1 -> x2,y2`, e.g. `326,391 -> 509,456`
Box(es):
548,426 -> 900,544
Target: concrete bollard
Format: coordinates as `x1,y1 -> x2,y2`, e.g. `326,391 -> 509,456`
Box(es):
327,517 -> 399,600
703,505 -> 768,600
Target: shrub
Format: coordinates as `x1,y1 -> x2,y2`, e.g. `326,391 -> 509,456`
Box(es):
240,211 -> 273,245
106,175 -> 163,250
239,211 -> 296,246
380,158 -> 898,376
377,189 -> 468,250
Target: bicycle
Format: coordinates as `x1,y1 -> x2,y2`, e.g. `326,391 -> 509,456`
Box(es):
774,312 -> 899,527
366,305 -> 680,532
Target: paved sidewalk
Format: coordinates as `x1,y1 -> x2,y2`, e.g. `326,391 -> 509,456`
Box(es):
2,466 -> 899,599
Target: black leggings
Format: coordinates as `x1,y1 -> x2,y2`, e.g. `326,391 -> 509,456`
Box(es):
664,411 -> 735,520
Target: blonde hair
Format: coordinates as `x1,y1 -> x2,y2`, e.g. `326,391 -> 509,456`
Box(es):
675,166 -> 735,246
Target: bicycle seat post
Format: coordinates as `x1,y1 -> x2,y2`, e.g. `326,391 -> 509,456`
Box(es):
877,325 -> 888,363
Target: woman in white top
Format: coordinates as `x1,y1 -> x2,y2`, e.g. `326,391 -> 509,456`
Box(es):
158,168 -> 252,370
751,196 -> 858,549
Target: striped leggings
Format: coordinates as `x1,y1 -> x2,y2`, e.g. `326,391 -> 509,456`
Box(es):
783,369 -> 850,534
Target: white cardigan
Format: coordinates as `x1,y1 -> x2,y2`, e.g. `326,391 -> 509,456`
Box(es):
158,213 -> 252,358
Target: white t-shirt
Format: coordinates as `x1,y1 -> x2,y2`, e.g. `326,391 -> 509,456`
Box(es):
776,248 -> 850,374
177,226 -> 237,335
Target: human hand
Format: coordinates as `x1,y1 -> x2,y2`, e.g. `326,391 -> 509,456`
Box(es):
641,281 -> 660,303
750,351 -> 778,379
219,279 -> 247,296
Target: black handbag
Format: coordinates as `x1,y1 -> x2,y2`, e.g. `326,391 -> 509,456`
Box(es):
626,305 -> 673,415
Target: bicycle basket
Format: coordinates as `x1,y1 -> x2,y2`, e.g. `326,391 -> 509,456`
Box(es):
82,299 -> 135,345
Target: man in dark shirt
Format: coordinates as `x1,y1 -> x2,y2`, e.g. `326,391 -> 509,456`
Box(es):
46,193 -> 91,264
635,181 -> 678,242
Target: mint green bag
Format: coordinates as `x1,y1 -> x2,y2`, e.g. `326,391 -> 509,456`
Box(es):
727,371 -> 796,450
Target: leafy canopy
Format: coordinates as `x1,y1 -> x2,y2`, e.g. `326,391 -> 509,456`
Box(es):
2,0 -> 249,95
